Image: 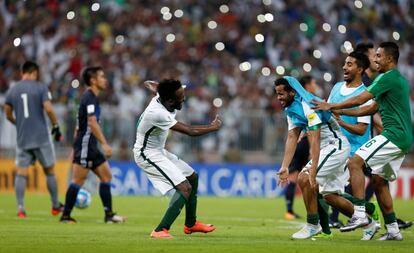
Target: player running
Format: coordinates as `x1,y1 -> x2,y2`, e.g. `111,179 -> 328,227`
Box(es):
60,66 -> 125,224
4,61 -> 63,218
133,79 -> 221,239
313,42 -> 412,240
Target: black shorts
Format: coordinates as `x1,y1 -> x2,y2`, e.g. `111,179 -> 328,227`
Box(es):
73,145 -> 106,170
288,136 -> 310,173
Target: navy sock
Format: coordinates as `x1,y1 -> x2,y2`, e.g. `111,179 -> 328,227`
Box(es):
285,182 -> 296,213
63,183 -> 81,216
99,182 -> 113,216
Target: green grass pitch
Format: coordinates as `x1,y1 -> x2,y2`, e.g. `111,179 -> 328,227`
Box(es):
0,192 -> 413,253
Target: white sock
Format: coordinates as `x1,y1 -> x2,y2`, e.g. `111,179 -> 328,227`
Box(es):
354,205 -> 366,218
386,222 -> 400,234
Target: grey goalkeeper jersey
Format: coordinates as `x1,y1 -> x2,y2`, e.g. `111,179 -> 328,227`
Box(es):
5,80 -> 51,149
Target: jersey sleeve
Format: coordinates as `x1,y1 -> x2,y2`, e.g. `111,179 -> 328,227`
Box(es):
367,73 -> 392,98
287,115 -> 298,130
4,88 -> 14,106
39,83 -> 50,103
153,111 -> 178,130
357,99 -> 373,124
302,101 -> 322,129
85,95 -> 98,116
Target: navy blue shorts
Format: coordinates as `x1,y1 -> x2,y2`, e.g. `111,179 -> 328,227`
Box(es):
288,136 -> 310,173
73,145 -> 106,170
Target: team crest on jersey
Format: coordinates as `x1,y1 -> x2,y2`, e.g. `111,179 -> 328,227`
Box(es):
307,113 -> 316,120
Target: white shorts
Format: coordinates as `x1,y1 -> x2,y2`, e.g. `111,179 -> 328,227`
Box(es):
355,135 -> 405,182
302,143 -> 350,195
134,149 -> 194,195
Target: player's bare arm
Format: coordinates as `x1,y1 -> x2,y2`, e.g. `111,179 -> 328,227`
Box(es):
307,126 -> 321,188
312,90 -> 374,111
87,115 -> 112,158
277,127 -> 301,186
43,100 -> 59,126
43,100 -> 62,141
171,114 -> 222,136
373,113 -> 383,133
333,113 -> 368,135
3,104 -> 16,125
334,101 -> 378,117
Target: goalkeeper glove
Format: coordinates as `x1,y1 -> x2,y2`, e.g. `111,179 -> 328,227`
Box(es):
51,124 -> 62,142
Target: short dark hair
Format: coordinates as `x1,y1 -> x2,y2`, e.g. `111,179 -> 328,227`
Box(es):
299,75 -> 313,88
21,61 -> 39,74
274,78 -> 293,92
379,41 -> 399,63
82,66 -> 103,86
354,42 -> 374,55
348,51 -> 370,72
157,79 -> 182,101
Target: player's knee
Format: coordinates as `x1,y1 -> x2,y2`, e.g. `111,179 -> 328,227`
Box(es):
371,175 -> 387,189
297,172 -> 308,188
176,181 -> 192,199
348,156 -> 364,171
101,173 -> 112,183
43,166 -> 55,175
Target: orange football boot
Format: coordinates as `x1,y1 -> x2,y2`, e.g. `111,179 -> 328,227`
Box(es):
150,229 -> 173,239
184,221 -> 216,234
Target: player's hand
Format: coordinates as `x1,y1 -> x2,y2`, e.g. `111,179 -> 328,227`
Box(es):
277,167 -> 289,187
102,143 -> 113,158
311,99 -> 331,111
210,114 -> 222,130
51,124 -> 62,142
143,80 -> 159,94
332,111 -> 341,121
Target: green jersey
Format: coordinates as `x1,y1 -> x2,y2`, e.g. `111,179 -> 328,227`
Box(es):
367,69 -> 413,153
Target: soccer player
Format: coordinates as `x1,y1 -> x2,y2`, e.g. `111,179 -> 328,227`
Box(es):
284,76 -> 318,220
4,61 -> 63,218
275,76 -> 351,239
313,42 -> 412,240
354,42 -> 378,86
326,51 -> 380,238
355,43 -> 413,230
133,79 -> 221,239
60,66 -> 125,224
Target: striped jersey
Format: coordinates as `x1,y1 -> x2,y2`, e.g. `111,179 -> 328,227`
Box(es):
133,95 -> 177,152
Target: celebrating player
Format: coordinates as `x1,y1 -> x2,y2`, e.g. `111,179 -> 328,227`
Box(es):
60,66 -> 126,224
326,51 -> 380,239
284,76 -> 318,220
4,61 -> 63,218
275,76 -> 351,239
313,42 -> 412,240
133,79 -> 221,238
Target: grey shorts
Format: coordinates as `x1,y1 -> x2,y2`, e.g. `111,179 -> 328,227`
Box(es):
16,142 -> 56,168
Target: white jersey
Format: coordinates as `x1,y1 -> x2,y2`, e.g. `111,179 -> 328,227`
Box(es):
133,95 -> 177,153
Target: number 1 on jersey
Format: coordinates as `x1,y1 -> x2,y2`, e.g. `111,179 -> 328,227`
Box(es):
21,93 -> 29,118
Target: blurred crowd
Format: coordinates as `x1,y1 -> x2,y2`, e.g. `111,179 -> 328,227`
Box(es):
1,0 -> 414,163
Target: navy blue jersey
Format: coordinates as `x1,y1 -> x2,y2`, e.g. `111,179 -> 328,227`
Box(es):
73,89 -> 101,150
